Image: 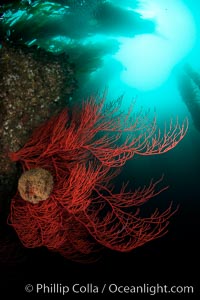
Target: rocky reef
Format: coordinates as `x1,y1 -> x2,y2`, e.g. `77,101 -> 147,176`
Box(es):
0,42 -> 77,209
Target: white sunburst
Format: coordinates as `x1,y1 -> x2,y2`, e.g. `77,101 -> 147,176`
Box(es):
115,0 -> 196,91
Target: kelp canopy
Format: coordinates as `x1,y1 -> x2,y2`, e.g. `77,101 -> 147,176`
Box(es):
0,0 -> 155,74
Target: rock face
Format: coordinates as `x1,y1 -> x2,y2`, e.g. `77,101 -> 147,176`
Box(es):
0,42 -> 77,205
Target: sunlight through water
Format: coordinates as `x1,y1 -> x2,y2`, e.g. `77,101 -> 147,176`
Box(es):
115,0 -> 196,91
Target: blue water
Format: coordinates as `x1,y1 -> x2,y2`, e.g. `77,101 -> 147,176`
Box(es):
1,0 -> 200,291
2,0 -> 200,242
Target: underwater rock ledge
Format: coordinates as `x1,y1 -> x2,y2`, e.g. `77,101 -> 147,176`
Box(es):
0,41 -> 77,205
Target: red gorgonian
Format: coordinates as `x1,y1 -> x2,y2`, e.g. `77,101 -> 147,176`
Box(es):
8,94 -> 188,262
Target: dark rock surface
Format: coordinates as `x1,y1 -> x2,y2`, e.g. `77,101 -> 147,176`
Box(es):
0,42 -> 77,206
